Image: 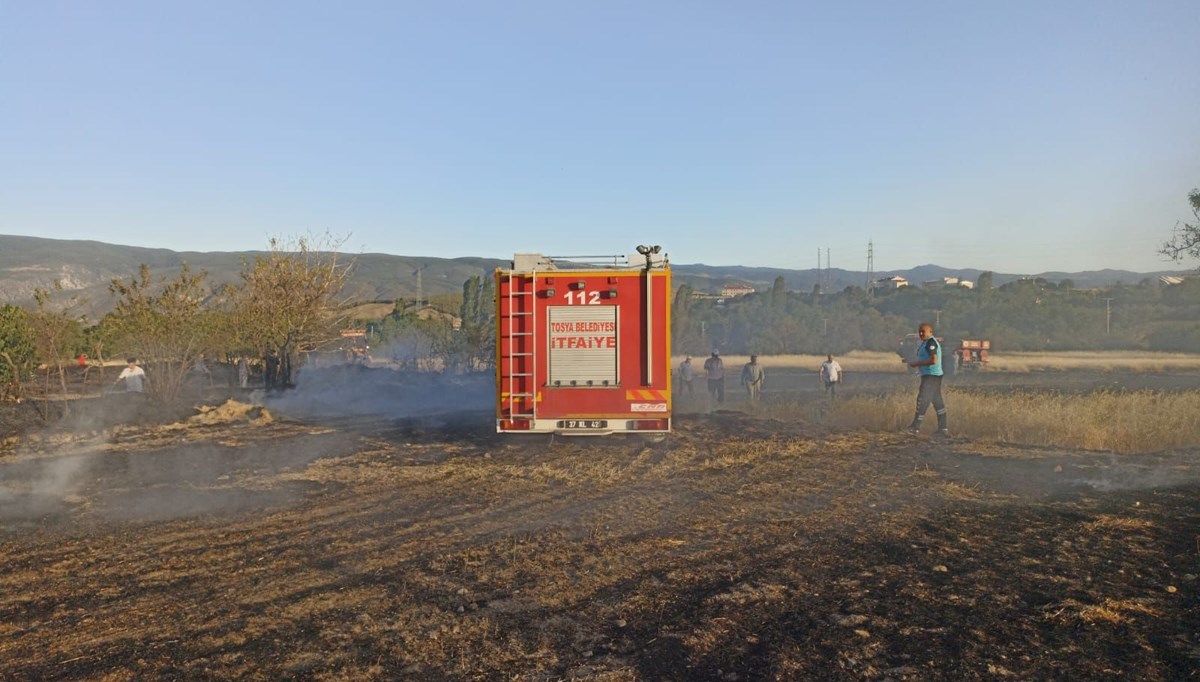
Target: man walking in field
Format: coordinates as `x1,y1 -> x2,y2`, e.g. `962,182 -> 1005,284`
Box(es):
905,322 -> 948,436
703,350 -> 725,404
114,357 -> 147,394
677,356 -> 695,399
741,355 -> 765,404
819,354 -> 842,399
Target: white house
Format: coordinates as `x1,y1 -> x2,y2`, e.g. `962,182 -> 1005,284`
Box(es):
720,283 -> 756,298
876,275 -> 909,289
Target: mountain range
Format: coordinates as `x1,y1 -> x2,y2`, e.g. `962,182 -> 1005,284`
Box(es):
0,234 -> 1188,318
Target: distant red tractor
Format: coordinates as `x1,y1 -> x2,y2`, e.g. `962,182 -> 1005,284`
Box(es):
951,339 -> 991,371
896,335 -> 991,375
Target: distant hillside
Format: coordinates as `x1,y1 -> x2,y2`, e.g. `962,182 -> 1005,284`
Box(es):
0,235 -> 510,318
0,234 -> 1188,318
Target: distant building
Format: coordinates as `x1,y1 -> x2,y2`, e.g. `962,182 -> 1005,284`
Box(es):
720,283 -> 755,298
922,277 -> 960,289
922,276 -> 975,289
876,275 -> 909,289
1159,275 -> 1185,286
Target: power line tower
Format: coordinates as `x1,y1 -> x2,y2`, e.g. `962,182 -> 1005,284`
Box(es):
866,240 -> 874,296
413,263 -> 430,310
815,248 -> 821,295
825,248 -> 831,293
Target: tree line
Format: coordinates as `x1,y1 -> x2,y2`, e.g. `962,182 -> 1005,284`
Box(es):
672,273 -> 1200,357
0,236 -> 339,404
4,184 -> 1197,408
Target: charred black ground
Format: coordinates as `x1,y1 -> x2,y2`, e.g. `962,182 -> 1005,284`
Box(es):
1,367 -> 1197,681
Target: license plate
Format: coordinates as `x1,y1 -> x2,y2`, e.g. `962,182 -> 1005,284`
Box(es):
557,419 -> 608,429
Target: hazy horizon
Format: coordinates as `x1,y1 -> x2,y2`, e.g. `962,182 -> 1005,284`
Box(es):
2,231 -> 1190,277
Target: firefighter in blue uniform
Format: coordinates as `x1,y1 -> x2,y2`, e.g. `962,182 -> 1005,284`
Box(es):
905,322 -> 949,436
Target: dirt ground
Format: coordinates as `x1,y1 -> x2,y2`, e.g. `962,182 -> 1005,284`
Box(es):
1,367 -> 1198,681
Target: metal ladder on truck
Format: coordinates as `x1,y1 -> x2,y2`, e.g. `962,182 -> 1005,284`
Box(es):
499,270 -> 537,426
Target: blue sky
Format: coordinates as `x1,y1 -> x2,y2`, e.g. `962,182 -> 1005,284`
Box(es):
2,1 -> 1197,274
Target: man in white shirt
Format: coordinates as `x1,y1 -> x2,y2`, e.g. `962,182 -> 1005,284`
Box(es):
741,355 -> 765,404
115,357 -> 147,393
703,351 -> 725,404
677,356 -> 695,399
819,354 -> 842,398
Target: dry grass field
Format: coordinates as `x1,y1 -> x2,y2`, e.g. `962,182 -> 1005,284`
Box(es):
765,389 -> 1200,454
1,364 -> 1198,680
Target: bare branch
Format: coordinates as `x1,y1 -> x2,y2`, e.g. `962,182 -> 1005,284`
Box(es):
1160,189 -> 1200,264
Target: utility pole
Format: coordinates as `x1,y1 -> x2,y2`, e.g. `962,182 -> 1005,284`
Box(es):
826,247 -> 831,293
1103,298 -> 1113,334
823,318 -> 828,335
866,240 -> 874,296
933,309 -> 942,327
412,263 -> 429,309
816,248 -> 821,296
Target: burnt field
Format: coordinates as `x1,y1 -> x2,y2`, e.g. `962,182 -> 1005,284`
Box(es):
1,367 -> 1198,681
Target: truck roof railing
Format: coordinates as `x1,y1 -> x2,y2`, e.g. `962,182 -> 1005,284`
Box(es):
512,247 -> 668,271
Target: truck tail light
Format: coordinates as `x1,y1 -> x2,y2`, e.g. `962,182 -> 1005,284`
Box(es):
628,419 -> 668,431
499,419 -> 532,431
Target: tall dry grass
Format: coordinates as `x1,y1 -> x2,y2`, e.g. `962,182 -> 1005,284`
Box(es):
764,389 -> 1200,454
990,352 -> 1200,373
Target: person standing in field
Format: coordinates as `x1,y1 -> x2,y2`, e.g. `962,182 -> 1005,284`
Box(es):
819,354 -> 843,399
741,354 -> 765,404
114,357 -> 147,393
192,353 -> 214,387
264,350 -> 279,391
905,322 -> 948,436
677,356 -> 695,399
703,350 -> 725,404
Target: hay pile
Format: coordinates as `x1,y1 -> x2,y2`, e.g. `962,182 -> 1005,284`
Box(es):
183,399 -> 274,427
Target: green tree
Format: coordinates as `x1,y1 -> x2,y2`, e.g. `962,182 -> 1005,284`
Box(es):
771,276 -> 786,308
229,235 -> 355,386
0,304 -> 36,401
105,263 -> 215,399
976,271 -> 994,293
26,284 -> 86,412
455,274 -> 495,371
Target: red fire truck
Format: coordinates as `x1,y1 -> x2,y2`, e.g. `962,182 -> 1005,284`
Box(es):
495,246 -> 671,436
